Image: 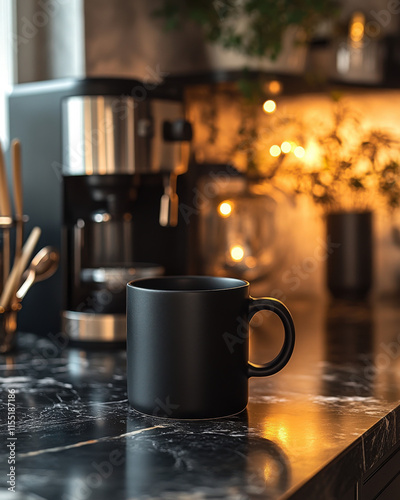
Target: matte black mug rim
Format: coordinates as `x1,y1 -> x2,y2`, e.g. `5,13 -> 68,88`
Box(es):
127,275 -> 249,293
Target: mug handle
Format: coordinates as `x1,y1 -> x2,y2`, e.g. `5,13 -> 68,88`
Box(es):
247,297 -> 295,378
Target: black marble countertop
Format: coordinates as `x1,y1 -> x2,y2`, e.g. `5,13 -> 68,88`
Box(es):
1,299 -> 400,500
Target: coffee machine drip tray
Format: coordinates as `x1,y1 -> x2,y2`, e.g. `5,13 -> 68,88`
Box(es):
64,264 -> 165,343
62,311 -> 126,343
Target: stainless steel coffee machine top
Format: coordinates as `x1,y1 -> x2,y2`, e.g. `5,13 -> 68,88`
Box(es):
60,81 -> 192,343
62,94 -> 191,226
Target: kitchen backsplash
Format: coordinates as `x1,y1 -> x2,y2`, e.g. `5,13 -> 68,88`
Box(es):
186,88 -> 400,298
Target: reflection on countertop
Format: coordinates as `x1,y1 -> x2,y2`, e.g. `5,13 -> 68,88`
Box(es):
1,298 -> 400,499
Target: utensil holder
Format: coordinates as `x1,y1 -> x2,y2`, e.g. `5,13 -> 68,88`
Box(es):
0,216 -> 24,353
0,306 -> 20,354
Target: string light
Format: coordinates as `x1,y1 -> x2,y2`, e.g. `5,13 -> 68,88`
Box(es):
268,80 -> 282,95
230,245 -> 244,262
218,201 -> 233,217
350,12 -> 365,44
294,146 -> 305,158
304,140 -> 321,166
269,145 -> 281,157
281,141 -> 292,153
263,100 -> 276,114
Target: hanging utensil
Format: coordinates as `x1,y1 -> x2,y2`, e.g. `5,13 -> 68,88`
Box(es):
0,226 -> 41,311
16,246 -> 59,300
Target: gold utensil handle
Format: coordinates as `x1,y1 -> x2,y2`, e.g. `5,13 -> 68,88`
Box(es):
0,227 -> 41,311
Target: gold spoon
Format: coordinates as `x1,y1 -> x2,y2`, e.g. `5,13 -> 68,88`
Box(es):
16,246 -> 59,300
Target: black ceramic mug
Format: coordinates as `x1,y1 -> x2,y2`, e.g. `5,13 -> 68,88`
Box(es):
127,276 -> 295,419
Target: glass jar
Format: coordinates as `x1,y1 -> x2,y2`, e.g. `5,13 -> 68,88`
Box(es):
199,177 -> 289,282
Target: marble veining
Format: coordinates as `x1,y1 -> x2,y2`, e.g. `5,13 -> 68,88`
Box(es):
19,425 -> 166,458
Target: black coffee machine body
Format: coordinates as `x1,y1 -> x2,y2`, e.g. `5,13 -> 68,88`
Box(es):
9,78 -> 194,340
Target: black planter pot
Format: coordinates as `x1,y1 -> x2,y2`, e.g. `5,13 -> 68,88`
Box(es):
326,211 -> 373,300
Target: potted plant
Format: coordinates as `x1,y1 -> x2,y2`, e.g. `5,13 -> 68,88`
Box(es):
275,99 -> 400,300
155,0 -> 337,75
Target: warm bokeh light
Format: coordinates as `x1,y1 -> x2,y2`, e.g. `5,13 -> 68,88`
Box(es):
268,80 -> 282,95
350,12 -> 365,43
263,99 -> 276,114
303,140 -> 321,167
230,245 -> 244,262
245,256 -> 256,268
281,141 -> 292,153
294,146 -> 305,158
218,201 -> 233,217
269,145 -> 281,157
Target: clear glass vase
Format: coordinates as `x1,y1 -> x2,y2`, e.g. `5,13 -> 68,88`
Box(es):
199,177 -> 288,282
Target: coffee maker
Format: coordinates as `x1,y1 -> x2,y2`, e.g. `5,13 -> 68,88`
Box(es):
9,78 -> 194,341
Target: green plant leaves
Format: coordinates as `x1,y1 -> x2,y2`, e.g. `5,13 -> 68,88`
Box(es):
155,0 -> 337,58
